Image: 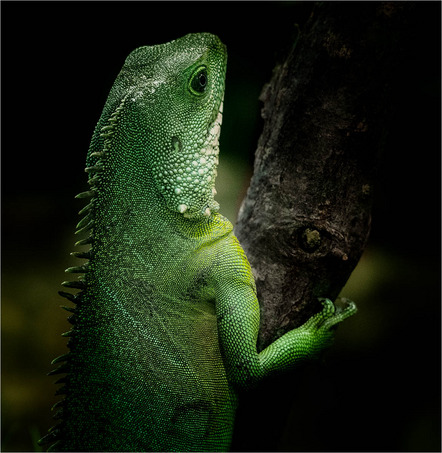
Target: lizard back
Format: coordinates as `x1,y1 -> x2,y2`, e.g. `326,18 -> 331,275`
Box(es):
45,33 -> 235,452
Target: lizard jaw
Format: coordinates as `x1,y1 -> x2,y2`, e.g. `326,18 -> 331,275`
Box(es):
177,98 -> 224,219
151,92 -> 224,220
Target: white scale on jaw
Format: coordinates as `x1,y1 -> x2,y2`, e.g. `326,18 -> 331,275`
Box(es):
171,99 -> 223,218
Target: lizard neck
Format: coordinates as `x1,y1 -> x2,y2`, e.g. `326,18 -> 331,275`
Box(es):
81,156 -> 232,266
96,176 -> 229,242
81,90 -> 230,260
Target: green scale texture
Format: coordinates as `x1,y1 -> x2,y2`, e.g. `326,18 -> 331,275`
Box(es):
41,33 -> 356,452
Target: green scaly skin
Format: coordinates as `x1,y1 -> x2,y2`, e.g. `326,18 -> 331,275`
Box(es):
40,33 -> 356,452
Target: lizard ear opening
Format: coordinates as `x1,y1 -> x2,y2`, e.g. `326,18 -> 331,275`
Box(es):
189,66 -> 208,95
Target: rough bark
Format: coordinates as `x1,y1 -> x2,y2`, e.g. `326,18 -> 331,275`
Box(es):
235,2 -> 414,350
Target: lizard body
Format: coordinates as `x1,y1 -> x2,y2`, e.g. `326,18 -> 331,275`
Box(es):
41,33 -> 356,452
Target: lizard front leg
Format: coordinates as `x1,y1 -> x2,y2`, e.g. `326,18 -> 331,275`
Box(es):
213,235 -> 356,388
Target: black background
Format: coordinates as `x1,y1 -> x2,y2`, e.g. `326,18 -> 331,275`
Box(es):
2,2 -> 441,451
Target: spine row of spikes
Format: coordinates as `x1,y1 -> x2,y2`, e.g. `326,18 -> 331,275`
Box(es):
54,377 -> 67,385
85,164 -> 103,174
54,385 -> 68,396
87,174 -> 101,187
71,250 -> 91,259
75,214 -> 94,235
41,97 -> 129,453
51,400 -> 65,411
58,290 -> 80,304
61,280 -> 86,290
66,313 -> 76,325
38,428 -> 61,449
53,408 -> 64,420
48,422 -> 62,434
78,200 -> 94,216
75,236 -> 93,246
48,362 -> 69,376
65,263 -> 89,274
89,150 -> 105,159
59,112 -> 104,299
75,189 -> 95,199
51,354 -> 70,365
61,330 -> 74,337
95,94 -> 127,161
48,440 -> 62,452
76,213 -> 92,230
61,305 -> 75,313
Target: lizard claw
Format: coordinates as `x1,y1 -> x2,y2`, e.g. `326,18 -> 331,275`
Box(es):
303,297 -> 356,332
319,297 -> 357,331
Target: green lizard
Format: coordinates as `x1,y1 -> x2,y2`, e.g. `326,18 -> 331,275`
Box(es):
40,32 -> 356,452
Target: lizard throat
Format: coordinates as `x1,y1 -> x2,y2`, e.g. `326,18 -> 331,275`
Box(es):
154,98 -> 224,219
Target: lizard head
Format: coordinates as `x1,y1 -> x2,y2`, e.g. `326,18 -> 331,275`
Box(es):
106,33 -> 227,220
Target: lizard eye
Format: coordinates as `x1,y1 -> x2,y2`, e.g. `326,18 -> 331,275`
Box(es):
189,66 -> 208,95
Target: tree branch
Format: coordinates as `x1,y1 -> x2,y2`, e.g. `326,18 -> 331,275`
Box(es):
235,2 -> 414,350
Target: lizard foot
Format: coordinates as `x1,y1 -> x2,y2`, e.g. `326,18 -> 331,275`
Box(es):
257,297 -> 357,375
297,297 -> 357,355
